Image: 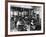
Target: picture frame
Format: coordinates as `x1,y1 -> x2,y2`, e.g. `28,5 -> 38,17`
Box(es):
5,0 -> 45,37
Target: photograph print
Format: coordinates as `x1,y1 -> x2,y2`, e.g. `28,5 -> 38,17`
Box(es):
8,2 -> 45,35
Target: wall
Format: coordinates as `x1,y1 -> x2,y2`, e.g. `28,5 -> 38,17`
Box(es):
0,0 -> 46,37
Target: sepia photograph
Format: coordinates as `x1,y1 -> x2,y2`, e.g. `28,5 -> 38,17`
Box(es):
8,2 -> 45,35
